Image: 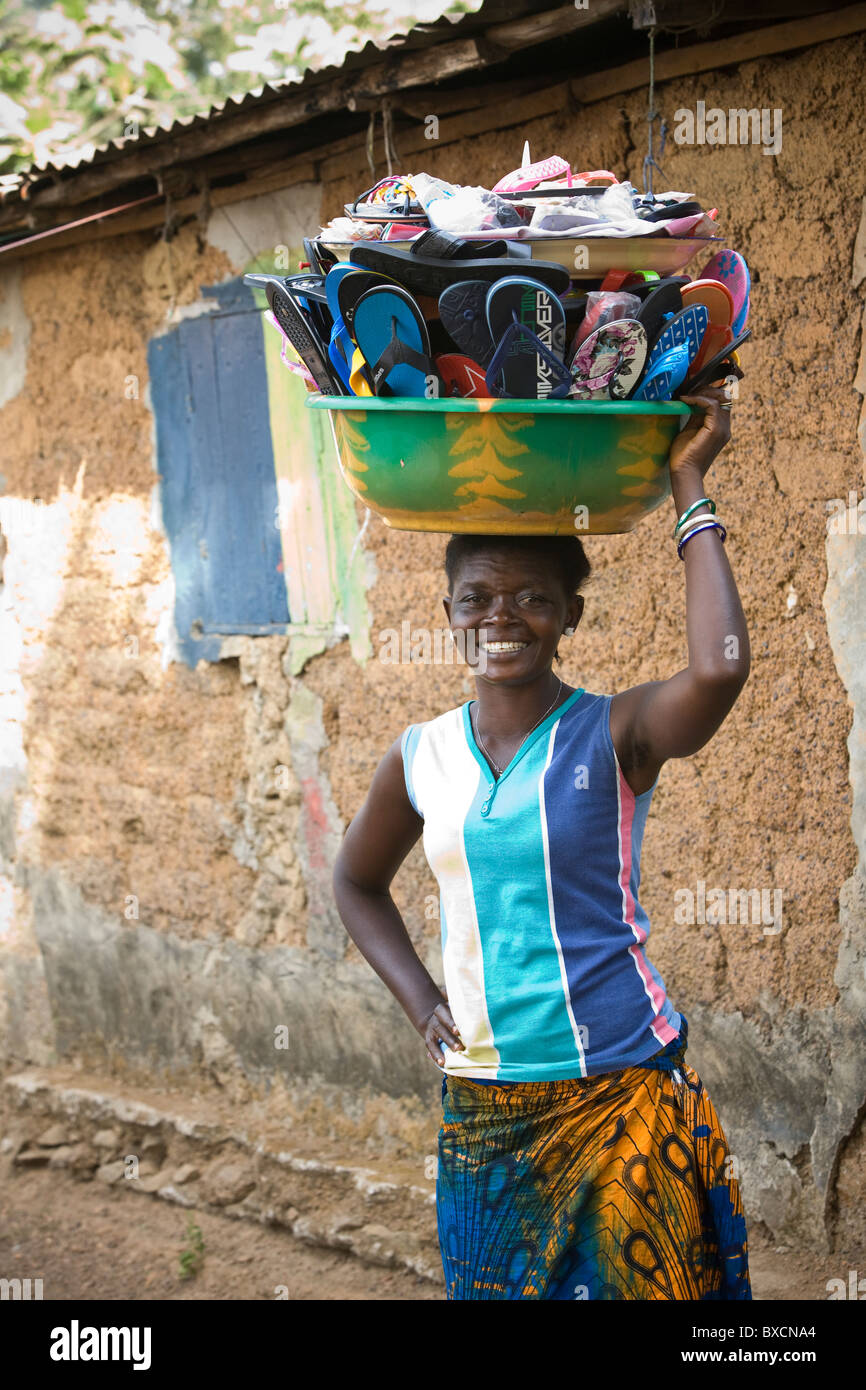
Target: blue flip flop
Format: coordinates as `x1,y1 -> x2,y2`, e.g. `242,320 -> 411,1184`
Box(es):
648,304 -> 709,369
633,342 -> 692,401
324,264 -> 359,391
331,269 -> 400,392
485,276 -> 570,399
352,284 -> 435,397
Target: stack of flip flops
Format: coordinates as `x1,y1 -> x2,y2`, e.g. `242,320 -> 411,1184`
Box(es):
245,160 -> 750,406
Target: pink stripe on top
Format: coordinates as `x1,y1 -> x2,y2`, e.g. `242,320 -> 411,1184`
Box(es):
616,765 -> 679,1045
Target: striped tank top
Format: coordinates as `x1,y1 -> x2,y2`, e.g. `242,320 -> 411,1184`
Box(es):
401,688 -> 681,1082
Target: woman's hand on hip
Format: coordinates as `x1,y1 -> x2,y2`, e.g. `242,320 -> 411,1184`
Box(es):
420,1001 -> 464,1068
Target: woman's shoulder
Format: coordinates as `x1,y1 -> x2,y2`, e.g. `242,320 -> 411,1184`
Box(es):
402,698 -> 468,732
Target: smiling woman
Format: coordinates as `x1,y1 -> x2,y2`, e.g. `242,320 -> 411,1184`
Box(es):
333,384 -> 752,1300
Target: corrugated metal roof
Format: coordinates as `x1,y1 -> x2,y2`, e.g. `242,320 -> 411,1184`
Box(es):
5,0 -> 526,190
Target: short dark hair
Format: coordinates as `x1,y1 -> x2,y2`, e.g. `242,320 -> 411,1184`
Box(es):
444,534 -> 591,665
444,533 -> 591,600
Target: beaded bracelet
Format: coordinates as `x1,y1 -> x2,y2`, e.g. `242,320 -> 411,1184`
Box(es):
673,496 -> 716,538
677,518 -> 727,560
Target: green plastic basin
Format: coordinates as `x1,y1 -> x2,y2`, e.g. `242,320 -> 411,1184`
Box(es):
307,395 -> 690,535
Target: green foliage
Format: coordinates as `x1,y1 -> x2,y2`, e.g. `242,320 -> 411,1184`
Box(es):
0,0 -> 481,177
178,1214 -> 205,1281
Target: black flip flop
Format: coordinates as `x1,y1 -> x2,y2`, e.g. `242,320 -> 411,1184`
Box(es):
438,280 -> 496,367
638,201 -> 705,222
349,241 -> 570,298
674,329 -> 751,396
304,237 -> 337,277
245,271 -> 327,301
248,277 -> 345,395
485,277 -> 570,399
627,276 -> 690,302
496,186 -> 610,202
636,281 -> 686,351
410,227 -> 508,260
246,271 -> 333,344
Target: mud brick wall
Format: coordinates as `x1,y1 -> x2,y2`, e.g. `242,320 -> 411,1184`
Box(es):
0,33 -> 864,1255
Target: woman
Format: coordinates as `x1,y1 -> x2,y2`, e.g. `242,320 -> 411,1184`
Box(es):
333,383 -> 751,1300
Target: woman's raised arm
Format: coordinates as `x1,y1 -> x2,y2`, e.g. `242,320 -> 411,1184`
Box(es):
610,384 -> 751,793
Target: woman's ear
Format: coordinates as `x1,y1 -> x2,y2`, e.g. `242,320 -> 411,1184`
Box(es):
442,593 -> 452,623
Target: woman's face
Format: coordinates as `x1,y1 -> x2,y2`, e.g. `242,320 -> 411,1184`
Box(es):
443,548 -> 584,685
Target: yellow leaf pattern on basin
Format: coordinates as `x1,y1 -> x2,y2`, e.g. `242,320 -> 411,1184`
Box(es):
339,412 -> 372,493
446,411 -> 530,507
615,418 -> 669,499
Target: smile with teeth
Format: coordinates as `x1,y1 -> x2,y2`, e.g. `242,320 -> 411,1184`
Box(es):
480,639 -> 529,653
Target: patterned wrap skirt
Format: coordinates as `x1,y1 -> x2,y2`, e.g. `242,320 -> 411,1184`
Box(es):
436,1019 -> 751,1300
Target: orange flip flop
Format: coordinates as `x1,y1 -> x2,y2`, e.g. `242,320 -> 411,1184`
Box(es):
682,279 -> 735,375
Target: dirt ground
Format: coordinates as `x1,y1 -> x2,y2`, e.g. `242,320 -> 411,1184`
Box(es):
0,1165 -> 439,1302
0,1165 -> 852,1302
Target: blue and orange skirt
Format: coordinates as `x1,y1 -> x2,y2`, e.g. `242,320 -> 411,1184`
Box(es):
436,1021 -> 751,1300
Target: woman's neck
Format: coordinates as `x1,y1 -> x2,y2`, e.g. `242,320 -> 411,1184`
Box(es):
471,673 -> 574,739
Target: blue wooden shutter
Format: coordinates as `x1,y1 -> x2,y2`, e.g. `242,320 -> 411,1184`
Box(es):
148,278 -> 289,664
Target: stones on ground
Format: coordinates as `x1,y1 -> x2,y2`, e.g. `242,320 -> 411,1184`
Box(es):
92,1128 -> 121,1150
36,1123 -> 70,1147
156,1185 -> 195,1207
14,1148 -> 51,1167
358,1225 -> 423,1269
173,1164 -> 200,1184
48,1145 -> 77,1169
96,1160 -> 127,1185
0,1132 -> 27,1157
201,1158 -> 256,1207
136,1166 -> 176,1194
141,1135 -> 166,1165
68,1143 -> 100,1175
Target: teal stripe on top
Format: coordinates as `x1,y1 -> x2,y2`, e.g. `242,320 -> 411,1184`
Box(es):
460,690 -> 585,1075
401,724 -> 423,816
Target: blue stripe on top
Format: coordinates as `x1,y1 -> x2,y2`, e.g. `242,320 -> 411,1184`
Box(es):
401,689 -> 681,1082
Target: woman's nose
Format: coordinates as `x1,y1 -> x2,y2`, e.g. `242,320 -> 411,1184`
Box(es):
483,595 -> 516,619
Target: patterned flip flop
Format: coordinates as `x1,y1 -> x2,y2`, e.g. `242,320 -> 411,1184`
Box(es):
435,354 -> 490,398
485,276 -> 570,399
700,250 -> 750,335
568,319 -> 648,400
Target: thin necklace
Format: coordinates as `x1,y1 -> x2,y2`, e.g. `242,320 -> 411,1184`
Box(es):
471,677 -> 564,776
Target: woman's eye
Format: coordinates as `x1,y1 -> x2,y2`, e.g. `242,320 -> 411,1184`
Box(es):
519,594 -> 547,605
